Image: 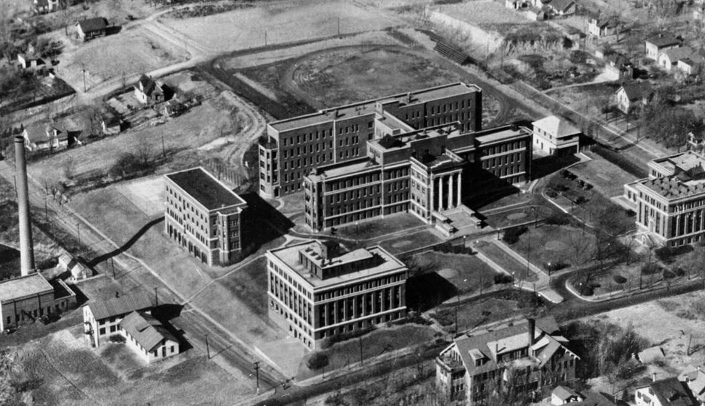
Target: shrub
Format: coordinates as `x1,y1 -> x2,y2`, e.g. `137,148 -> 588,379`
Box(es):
545,189 -> 559,198
655,245 -> 693,263
108,335 -> 126,343
641,263 -> 662,275
307,353 -> 329,370
613,275 -> 627,285
545,212 -> 570,225
592,145 -> 648,178
502,225 -> 528,244
494,274 -> 513,284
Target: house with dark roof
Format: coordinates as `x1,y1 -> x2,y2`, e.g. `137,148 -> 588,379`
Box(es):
569,391 -> 619,406
82,291 -> 154,347
120,312 -> 179,363
615,81 -> 654,114
548,0 -> 576,15
646,33 -> 682,60
75,17 -> 108,41
21,122 -> 78,152
588,16 -> 619,37
658,46 -> 699,72
635,377 -> 697,406
435,317 -> 579,404
134,74 -> 172,105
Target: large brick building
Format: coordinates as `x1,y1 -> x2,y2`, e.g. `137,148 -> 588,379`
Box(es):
258,82 -> 483,198
266,240 -> 407,349
164,167 -> 248,266
624,150 -> 705,247
0,273 -> 76,331
304,123 -> 532,232
435,317 -> 579,405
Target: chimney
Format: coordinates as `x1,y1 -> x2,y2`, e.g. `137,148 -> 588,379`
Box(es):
14,136 -> 34,276
652,372 -> 657,382
115,291 -> 120,298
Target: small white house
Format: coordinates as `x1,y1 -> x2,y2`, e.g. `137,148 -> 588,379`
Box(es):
552,386 -> 583,405
83,292 -> 153,347
532,115 -> 580,155
120,311 -> 179,363
635,377 -> 697,406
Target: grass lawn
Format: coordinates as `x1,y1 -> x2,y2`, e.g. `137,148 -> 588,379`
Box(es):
474,241 -> 538,282
429,290 -> 547,334
511,224 -> 596,271
569,151 -> 639,197
297,324 -> 436,380
379,230 -> 442,255
335,212 -> 426,241
6,327 -> 251,405
218,257 -> 269,317
409,251 -> 498,295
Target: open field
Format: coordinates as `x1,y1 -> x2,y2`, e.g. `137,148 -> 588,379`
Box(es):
438,0 -> 533,28
409,251 -> 498,295
56,26 -> 189,92
27,90 -> 246,187
4,327 -> 251,405
160,0 -> 402,53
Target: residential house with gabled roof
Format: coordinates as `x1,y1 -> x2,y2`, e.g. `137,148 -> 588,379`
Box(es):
34,0 -> 61,14
615,81 -> 654,114
435,317 -> 579,404
569,391 -> 619,406
82,291 -> 154,347
17,53 -> 45,71
552,385 -> 584,404
134,74 -> 171,105
646,34 -> 682,60
658,46 -> 698,72
119,311 -> 179,363
635,376 -> 697,406
548,0 -> 576,15
21,122 -> 77,152
679,365 -> 705,405
75,17 -> 108,41
588,16 -> 619,37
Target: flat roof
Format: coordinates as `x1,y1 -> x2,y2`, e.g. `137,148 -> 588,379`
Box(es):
476,126 -> 530,145
0,273 -> 53,303
269,82 -> 481,133
165,167 -> 246,211
314,159 -> 381,180
268,241 -> 406,289
638,176 -> 705,200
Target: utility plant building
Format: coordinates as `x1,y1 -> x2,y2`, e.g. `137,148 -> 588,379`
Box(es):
164,167 -> 248,266
258,82 -> 483,198
266,240 -> 408,349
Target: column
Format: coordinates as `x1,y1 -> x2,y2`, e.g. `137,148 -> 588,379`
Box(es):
388,287 -> 394,310
333,300 -> 339,324
447,175 -> 453,209
323,303 -> 329,326
456,173 -> 462,207
352,296 -> 358,319
439,176 -> 445,211
675,214 -> 681,237
430,177 -> 436,212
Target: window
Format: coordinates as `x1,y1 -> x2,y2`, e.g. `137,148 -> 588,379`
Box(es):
99,327 -> 106,335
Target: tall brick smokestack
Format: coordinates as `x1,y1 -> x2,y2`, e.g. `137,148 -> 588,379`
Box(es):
14,136 -> 34,275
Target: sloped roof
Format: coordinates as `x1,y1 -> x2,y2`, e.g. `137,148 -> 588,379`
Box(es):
22,123 -> 48,143
647,34 -> 681,48
619,81 -> 653,101
550,0 -> 575,11
638,346 -> 665,364
661,46 -> 696,63
638,377 -> 697,406
87,291 -> 153,320
571,391 -> 618,406
120,311 -> 177,352
533,115 -> 580,138
553,385 -> 581,400
450,317 -> 575,376
77,17 -> 108,33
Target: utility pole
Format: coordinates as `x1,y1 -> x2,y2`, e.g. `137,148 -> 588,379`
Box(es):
76,223 -> 81,245
253,361 -> 260,393
154,287 -> 158,306
337,17 -> 341,36
205,334 -> 210,359
44,197 -> 48,221
82,64 -> 87,93
264,30 -> 267,46
111,257 -> 115,278
161,132 -> 166,158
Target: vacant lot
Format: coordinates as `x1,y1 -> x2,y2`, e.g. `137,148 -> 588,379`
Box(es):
160,0 -> 402,53
4,327 -> 251,405
58,27 -> 188,92
27,90 -> 246,188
